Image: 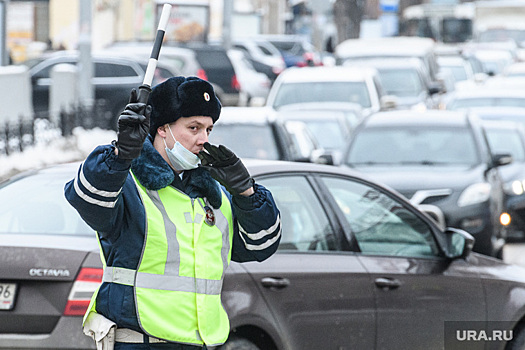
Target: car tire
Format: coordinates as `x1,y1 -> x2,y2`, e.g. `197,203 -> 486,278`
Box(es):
218,336 -> 261,350
506,323 -> 525,350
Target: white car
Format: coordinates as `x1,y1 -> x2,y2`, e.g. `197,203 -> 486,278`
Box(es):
227,49 -> 271,106
265,66 -> 391,117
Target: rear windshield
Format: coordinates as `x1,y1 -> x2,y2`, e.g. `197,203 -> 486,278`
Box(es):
0,170 -> 94,235
272,82 -> 371,109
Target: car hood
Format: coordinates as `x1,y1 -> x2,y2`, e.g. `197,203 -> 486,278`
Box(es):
351,164 -> 486,195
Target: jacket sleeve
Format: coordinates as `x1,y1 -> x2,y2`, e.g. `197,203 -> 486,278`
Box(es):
228,183 -> 281,263
63,144 -> 134,238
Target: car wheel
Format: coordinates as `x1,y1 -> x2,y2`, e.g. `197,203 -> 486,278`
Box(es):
507,323 -> 525,350
218,336 -> 260,350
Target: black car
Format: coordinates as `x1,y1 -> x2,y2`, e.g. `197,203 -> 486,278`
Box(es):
4,160 -> 525,349
174,43 -> 240,106
342,110 -> 511,257
21,50 -> 179,129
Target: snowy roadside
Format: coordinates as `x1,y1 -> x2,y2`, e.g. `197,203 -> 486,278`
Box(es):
0,126 -> 117,182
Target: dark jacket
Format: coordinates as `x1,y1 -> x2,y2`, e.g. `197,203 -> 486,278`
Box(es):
64,137 -> 281,332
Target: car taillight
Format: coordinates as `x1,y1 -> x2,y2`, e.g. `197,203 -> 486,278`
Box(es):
63,267 -> 103,316
231,75 -> 240,91
197,69 -> 208,81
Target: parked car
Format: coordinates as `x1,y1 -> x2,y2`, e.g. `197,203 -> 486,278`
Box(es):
481,119 -> 525,242
274,102 -> 363,164
227,49 -> 271,106
175,43 -> 241,106
255,34 -> 322,67
334,36 -> 442,86
4,160 -> 525,349
101,42 -> 203,79
21,50 -> 180,129
342,110 -> 511,257
265,66 -> 392,117
344,57 -> 441,110
208,106 -> 317,162
232,38 -> 286,82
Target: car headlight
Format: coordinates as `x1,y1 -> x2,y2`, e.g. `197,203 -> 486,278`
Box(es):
457,183 -> 491,207
503,180 -> 525,196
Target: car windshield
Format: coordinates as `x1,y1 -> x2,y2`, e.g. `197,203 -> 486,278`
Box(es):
273,82 -> 371,109
346,126 -> 479,166
449,97 -> 525,109
377,68 -> 425,97
0,169 -> 94,235
209,124 -> 281,160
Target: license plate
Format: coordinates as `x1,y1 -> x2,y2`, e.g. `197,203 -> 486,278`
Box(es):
0,283 -> 17,310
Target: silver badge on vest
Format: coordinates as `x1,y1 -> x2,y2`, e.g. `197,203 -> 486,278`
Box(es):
204,205 -> 215,226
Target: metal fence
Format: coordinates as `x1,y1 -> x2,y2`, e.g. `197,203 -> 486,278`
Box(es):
0,100 -> 114,156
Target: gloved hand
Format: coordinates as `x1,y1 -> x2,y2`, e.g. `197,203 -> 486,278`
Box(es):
198,142 -> 254,196
115,88 -> 151,160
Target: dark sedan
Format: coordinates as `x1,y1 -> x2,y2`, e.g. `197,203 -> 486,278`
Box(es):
2,160 -> 525,349
342,110 -> 511,257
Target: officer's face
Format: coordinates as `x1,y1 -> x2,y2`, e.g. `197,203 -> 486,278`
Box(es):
165,116 -> 214,154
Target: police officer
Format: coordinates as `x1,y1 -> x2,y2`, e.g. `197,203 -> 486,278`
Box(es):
64,76 -> 281,350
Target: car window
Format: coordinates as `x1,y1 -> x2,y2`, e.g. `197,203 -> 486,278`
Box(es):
273,82 -> 372,109
257,175 -> 337,251
209,124 -> 281,160
257,44 -> 273,56
347,126 -> 479,166
485,128 -> 525,162
95,62 -> 138,78
378,68 -> 425,97
33,59 -> 76,79
320,176 -> 439,257
0,171 -> 94,236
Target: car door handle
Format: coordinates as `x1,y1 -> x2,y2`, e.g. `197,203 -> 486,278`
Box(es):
261,277 -> 290,289
374,277 -> 402,290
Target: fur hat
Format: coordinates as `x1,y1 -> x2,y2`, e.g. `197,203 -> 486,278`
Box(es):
148,76 -> 221,136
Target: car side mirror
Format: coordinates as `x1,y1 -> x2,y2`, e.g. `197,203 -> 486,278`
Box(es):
380,95 -> 398,110
311,149 -> 336,165
442,227 -> 475,259
428,82 -> 442,95
492,153 -> 513,168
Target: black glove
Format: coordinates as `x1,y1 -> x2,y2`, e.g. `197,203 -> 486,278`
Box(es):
198,142 -> 254,196
115,88 -> 151,160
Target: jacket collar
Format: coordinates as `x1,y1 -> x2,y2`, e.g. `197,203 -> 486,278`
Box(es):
131,136 -> 222,208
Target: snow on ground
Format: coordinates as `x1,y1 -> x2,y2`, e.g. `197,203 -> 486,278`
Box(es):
0,126 -> 116,182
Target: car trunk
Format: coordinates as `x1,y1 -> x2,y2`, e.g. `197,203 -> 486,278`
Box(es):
0,246 -> 92,334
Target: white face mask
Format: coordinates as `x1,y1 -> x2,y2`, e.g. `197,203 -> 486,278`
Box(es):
163,126 -> 201,171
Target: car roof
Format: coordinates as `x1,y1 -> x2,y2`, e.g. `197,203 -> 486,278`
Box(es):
277,66 -> 378,82
335,36 -> 436,58
345,57 -> 425,69
450,87 -> 525,98
214,106 -> 274,125
276,101 -> 363,112
362,110 -> 471,127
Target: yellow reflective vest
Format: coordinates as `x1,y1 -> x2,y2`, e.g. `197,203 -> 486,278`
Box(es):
85,173 -> 235,346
